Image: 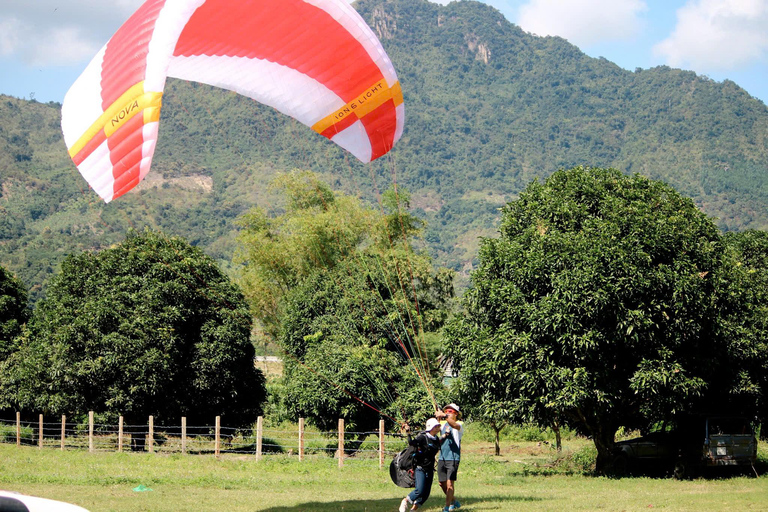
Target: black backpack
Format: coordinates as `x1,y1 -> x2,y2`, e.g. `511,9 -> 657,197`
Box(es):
397,444 -> 418,470
389,442 -> 418,488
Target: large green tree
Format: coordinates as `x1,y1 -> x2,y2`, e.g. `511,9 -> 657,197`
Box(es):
237,171 -> 454,433
444,167 -> 767,472
279,253 -> 451,437
0,230 -> 265,429
722,230 -> 768,439
0,265 -> 29,361
236,171 -> 380,339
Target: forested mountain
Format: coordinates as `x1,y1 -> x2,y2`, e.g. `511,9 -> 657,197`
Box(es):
2,0 -> 768,300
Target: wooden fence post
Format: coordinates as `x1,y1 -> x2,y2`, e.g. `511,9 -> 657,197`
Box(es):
88,411 -> 94,453
256,416 -> 263,460
118,416 -> 123,453
298,418 -> 304,461
215,416 -> 221,458
379,419 -> 385,469
61,415 -> 66,451
16,412 -> 20,447
181,417 -> 187,455
338,418 -> 344,468
38,414 -> 43,449
148,416 -> 154,453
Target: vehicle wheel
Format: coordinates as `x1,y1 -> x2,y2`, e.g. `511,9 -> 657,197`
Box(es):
611,454 -> 630,477
673,459 -> 695,480
673,459 -> 686,480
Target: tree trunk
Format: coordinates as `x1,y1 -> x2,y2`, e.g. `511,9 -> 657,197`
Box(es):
553,422 -> 562,452
494,425 -> 501,456
345,432 -> 369,455
592,426 -> 617,475
123,416 -> 146,452
129,426 -> 146,452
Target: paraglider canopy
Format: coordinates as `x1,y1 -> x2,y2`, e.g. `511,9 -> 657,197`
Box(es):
61,0 -> 404,203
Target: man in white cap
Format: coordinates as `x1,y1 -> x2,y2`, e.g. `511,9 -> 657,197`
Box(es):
436,403 -> 463,511
399,417 -> 443,512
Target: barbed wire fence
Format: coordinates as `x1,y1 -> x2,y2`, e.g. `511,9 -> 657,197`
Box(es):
0,412 -> 409,468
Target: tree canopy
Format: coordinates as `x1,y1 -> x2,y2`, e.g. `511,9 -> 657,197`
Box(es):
278,253 -> 451,435
444,166 -> 768,472
0,229 -> 265,427
721,230 -> 768,437
0,264 -> 28,362
236,171 -> 380,338
237,172 -> 454,433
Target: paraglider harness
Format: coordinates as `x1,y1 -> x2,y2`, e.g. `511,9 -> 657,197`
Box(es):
390,437 -> 418,488
390,428 -> 442,488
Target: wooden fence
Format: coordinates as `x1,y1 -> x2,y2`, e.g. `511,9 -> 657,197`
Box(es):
0,412 -> 406,468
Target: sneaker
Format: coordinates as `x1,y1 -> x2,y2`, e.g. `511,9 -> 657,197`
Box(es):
443,507 -> 450,512
448,506 -> 455,512
399,497 -> 409,512
453,500 -> 461,509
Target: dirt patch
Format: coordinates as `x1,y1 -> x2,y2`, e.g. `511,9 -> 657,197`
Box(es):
132,174 -> 213,194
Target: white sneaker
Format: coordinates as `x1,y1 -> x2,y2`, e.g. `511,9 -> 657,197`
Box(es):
399,497 -> 410,512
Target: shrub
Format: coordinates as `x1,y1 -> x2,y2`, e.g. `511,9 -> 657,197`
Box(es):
0,423 -> 33,444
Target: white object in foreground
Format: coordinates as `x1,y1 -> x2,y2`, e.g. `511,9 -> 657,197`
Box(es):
0,490 -> 90,512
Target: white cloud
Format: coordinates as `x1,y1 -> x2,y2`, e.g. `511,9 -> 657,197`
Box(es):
517,0 -> 648,47
0,0 -> 142,66
0,18 -> 23,56
654,0 -> 768,71
28,28 -> 102,67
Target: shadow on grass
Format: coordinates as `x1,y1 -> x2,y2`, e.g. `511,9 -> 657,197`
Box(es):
184,438 -> 286,455
260,494 -> 543,511
612,464 -> 763,480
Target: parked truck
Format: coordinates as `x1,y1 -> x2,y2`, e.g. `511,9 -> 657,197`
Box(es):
613,415 -> 757,478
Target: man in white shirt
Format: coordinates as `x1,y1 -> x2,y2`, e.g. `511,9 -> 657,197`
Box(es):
436,403 -> 463,512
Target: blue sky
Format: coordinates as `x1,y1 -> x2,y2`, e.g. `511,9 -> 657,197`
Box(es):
1,0 -> 766,105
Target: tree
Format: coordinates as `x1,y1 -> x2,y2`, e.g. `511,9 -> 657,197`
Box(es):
279,255 -> 450,439
237,171 -> 454,433
236,171 -> 378,338
445,167 -> 767,473
0,229 -> 265,434
442,322 -> 513,456
722,230 -> 768,440
0,265 -> 29,362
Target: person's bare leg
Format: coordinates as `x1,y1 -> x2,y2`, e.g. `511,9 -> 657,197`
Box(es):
444,480 -> 455,508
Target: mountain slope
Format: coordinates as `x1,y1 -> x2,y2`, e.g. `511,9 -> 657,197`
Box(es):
2,0 -> 768,300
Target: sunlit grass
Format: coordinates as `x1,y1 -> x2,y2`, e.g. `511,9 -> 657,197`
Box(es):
1,434 -> 766,512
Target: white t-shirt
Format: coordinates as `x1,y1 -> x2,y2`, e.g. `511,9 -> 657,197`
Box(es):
439,420 -> 463,461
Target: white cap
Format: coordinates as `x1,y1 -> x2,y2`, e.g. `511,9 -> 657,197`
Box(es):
426,418 -> 441,431
444,403 -> 460,413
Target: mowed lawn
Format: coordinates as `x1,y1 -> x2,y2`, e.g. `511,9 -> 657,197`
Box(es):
0,438 -> 766,512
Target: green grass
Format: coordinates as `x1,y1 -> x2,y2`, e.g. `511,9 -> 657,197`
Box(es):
0,438 -> 766,511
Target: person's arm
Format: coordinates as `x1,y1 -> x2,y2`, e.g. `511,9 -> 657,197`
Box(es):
444,413 -> 461,430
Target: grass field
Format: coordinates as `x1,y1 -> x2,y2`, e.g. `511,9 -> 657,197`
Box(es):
0,432 -> 768,512
1,434 -> 766,512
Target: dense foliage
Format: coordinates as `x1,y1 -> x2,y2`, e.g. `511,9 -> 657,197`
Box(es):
278,256 -> 449,435
236,171 -> 381,338
237,172 -> 453,433
0,230 -> 266,427
721,230 -> 768,439
2,0 -> 768,302
444,167 -> 768,472
0,265 -> 29,361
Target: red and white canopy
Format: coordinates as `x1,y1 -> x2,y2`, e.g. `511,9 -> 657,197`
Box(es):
61,0 -> 404,202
